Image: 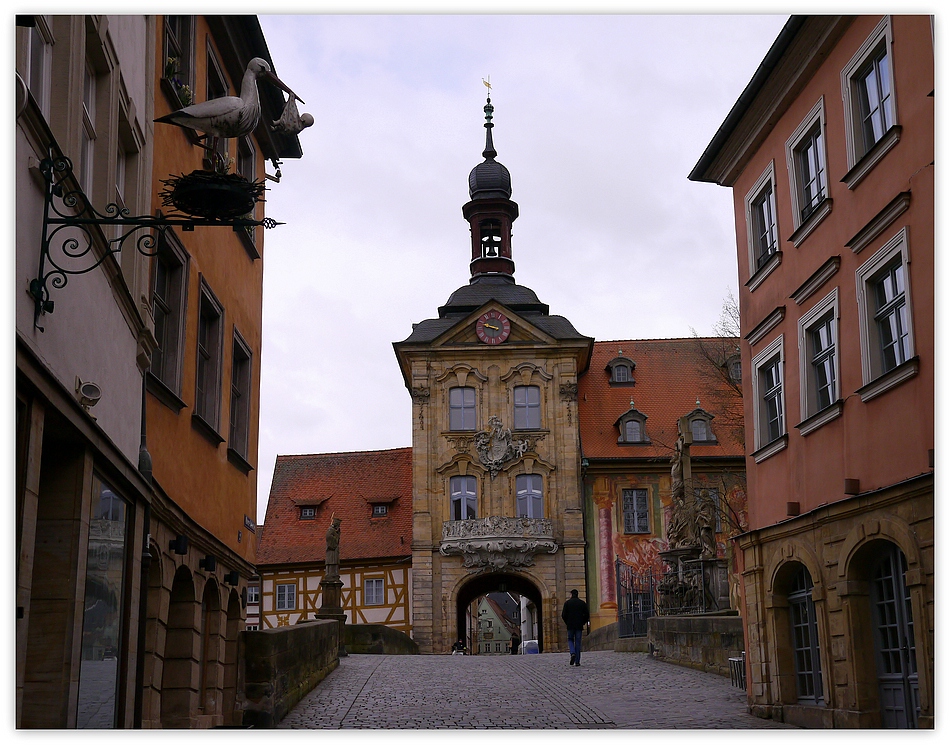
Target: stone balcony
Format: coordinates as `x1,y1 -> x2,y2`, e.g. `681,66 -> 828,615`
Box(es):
440,516 -> 558,573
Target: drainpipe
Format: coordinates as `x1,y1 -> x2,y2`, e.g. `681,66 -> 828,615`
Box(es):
133,374 -> 152,728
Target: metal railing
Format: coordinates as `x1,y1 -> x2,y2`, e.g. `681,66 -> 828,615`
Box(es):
616,558 -> 727,638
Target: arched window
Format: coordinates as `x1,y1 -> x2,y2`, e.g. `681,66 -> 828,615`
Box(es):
691,418 -> 709,441
516,474 -> 543,518
788,566 -> 824,704
625,419 -> 642,442
480,220 -> 501,258
450,475 -> 477,520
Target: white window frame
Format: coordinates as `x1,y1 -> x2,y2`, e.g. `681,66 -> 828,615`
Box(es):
513,385 -> 541,430
449,386 -> 476,430
246,585 -> 260,604
80,58 -> 97,196
372,504 -> 388,517
364,577 -> 385,606
841,16 -> 898,186
751,335 -> 787,461
621,488 -> 650,534
797,288 -> 842,435
785,98 -> 831,242
689,417 -> 715,443
515,474 -> 543,519
450,474 -> 477,520
855,227 -> 917,400
744,161 -> 780,284
275,583 -> 296,611
24,17 -> 53,117
300,506 -> 315,520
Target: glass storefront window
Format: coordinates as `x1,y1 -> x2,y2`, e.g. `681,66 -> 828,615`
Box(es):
77,475 -> 129,729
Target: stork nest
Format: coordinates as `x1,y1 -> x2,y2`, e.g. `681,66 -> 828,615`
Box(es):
159,170 -> 267,220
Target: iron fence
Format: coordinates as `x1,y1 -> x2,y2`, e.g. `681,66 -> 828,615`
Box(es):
616,558 -> 727,638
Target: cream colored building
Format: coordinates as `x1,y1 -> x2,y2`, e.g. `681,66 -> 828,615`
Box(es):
394,95 -> 593,655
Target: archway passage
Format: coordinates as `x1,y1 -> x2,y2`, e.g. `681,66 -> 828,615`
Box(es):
456,573 -> 543,653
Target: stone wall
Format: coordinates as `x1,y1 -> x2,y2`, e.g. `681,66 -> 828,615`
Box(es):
344,624 -> 420,655
647,612 -> 742,677
241,619 -> 339,727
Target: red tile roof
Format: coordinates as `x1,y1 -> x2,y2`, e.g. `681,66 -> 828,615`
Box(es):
257,447 -> 413,567
578,338 -> 744,460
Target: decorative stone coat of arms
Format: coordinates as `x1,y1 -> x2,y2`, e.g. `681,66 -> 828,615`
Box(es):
474,415 -> 528,478
440,516 -> 558,574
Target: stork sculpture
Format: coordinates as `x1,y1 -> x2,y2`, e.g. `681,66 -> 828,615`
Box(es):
155,57 -> 304,172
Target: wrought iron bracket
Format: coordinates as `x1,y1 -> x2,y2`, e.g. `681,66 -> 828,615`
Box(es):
30,150 -> 281,331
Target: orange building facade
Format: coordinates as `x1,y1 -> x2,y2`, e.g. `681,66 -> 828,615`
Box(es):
579,338 -> 747,631
691,15 -> 934,729
140,16 -> 303,728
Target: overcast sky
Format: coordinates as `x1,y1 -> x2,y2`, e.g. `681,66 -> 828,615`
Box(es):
252,12 -> 790,523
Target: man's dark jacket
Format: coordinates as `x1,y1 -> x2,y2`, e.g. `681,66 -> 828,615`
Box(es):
561,595 -> 590,631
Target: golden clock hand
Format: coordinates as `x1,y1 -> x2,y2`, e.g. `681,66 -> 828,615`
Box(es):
485,323 -> 500,331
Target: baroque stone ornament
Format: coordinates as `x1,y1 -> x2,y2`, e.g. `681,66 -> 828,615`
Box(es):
474,415 -> 529,478
440,516 -> 558,574
410,386 -> 430,404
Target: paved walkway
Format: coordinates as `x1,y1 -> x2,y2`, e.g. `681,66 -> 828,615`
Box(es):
279,651 -> 797,729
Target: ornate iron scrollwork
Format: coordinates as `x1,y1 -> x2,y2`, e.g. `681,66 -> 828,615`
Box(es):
29,149 -> 279,331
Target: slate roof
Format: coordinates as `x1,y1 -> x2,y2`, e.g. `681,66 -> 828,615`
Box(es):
257,447 -> 413,567
578,338 -> 744,461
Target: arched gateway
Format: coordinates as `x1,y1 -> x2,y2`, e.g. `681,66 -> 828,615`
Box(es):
393,94 -> 592,655
456,572 -> 545,653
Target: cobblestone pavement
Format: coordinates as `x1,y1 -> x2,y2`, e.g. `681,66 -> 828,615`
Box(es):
279,651 -> 797,729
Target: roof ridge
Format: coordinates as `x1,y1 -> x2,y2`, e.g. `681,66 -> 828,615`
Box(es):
277,446 -> 412,461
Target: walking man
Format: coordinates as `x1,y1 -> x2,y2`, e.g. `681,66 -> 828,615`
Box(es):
561,589 -> 590,666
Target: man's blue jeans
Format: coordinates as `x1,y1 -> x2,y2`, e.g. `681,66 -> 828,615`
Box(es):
567,628 -> 583,663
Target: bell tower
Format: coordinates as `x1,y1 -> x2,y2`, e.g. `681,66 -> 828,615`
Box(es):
464,94 -> 519,280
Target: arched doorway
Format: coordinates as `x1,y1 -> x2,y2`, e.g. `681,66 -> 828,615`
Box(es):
162,566 -> 197,728
456,573 -> 544,653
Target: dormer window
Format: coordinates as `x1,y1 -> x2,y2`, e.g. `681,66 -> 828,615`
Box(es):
606,354 -> 636,386
726,355 -> 742,384
686,404 -> 717,443
300,506 -> 315,520
372,504 -> 388,517
617,401 -> 649,444
480,220 -> 502,258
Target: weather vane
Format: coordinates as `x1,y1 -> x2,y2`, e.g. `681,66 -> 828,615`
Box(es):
482,75 -> 491,92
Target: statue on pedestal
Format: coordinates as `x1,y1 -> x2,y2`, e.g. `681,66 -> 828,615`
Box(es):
667,425 -> 695,550
696,488 -> 717,558
325,515 -> 341,580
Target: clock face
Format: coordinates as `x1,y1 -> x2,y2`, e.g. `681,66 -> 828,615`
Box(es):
476,310 -> 511,345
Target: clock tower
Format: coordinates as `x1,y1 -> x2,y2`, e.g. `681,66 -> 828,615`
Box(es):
394,94 -> 593,655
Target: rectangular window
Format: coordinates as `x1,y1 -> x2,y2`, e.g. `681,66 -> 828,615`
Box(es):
206,46 -> 229,165
24,17 -> 53,117
516,474 -> 543,519
163,16 -> 194,92
449,386 -> 476,430
622,488 -> 649,534
229,333 -> 252,458
744,162 -> 781,286
245,624 -> 259,631
246,585 -> 260,604
81,59 -> 97,196
795,125 -> 826,223
797,287 -> 841,430
513,385 -> 541,429
372,504 -> 388,517
855,228 -> 916,396
300,507 -> 315,520
77,476 -> 129,728
150,233 -> 188,394
364,578 -> 385,606
751,335 -> 786,460
785,99 -> 829,236
195,281 -> 224,429
450,475 -> 477,520
841,17 -> 898,180
761,356 -> 784,443
276,583 -> 296,611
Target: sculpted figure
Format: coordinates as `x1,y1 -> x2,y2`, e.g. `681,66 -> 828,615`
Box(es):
667,431 -> 694,548
325,515 -> 342,576
697,488 -> 717,558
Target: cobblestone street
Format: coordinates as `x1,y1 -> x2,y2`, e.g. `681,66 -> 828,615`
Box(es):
279,651 -> 797,729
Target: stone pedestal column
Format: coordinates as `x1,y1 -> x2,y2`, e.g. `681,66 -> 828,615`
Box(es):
315,577 -> 347,657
